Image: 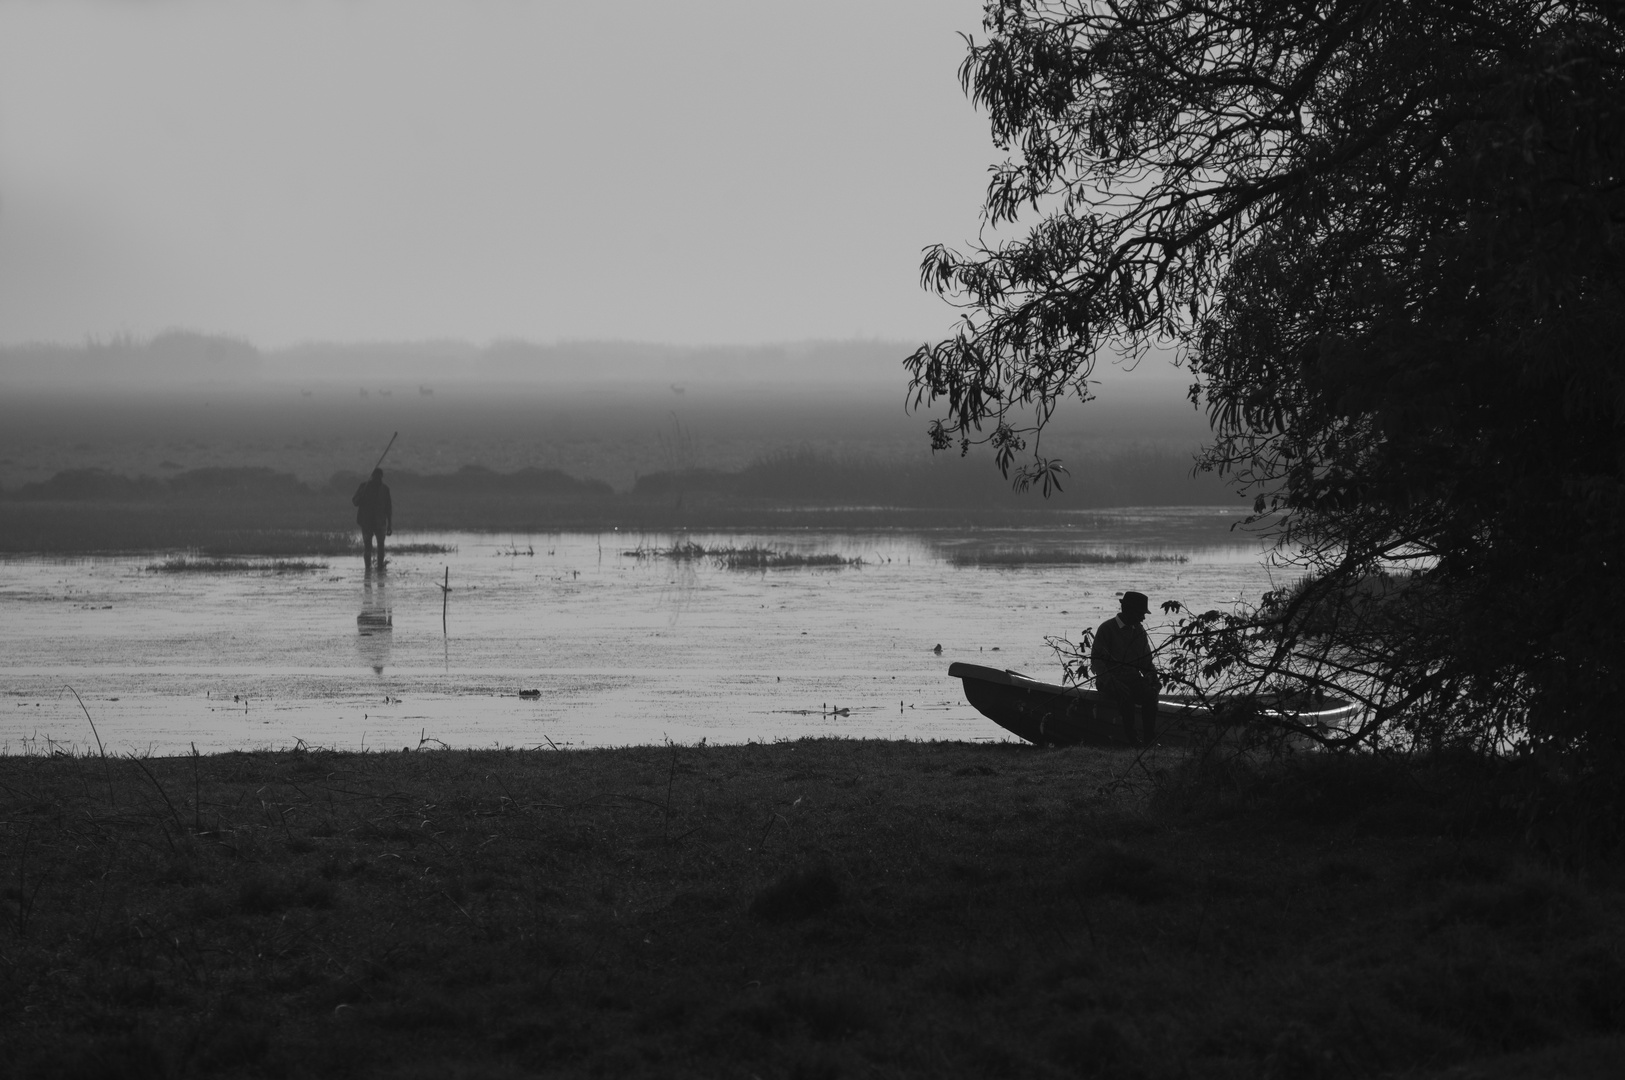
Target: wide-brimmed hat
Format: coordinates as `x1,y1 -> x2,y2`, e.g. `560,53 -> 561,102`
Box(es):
1120,590 -> 1151,614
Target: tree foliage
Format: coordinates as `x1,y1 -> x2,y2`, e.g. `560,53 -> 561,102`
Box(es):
912,0 -> 1625,806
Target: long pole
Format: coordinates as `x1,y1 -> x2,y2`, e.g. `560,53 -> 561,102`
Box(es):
373,431 -> 399,472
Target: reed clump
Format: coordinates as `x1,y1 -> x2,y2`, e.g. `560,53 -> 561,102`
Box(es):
624,542 -> 862,569
379,542 -> 457,555
945,546 -> 1190,568
148,556 -> 329,573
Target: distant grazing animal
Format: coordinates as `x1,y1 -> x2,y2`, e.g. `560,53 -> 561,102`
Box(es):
670,384 -> 686,395
359,388 -> 369,398
419,385 -> 434,396
379,389 -> 392,397
300,389 -> 313,398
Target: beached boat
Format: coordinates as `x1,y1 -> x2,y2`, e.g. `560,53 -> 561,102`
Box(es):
948,662 -> 1361,747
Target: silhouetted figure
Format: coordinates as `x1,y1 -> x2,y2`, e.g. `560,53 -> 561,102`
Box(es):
352,467 -> 393,570
357,576 -> 393,675
1091,590 -> 1161,746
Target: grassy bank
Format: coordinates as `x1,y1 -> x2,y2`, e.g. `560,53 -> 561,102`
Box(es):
2,740 -> 1620,1078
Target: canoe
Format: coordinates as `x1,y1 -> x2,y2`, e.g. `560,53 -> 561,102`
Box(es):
947,662 -> 1361,747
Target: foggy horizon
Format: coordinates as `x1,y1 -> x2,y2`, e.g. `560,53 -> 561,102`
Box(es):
1,1 -> 996,349
0,328 -> 1194,395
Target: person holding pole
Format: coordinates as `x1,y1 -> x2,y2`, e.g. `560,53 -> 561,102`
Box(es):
353,434 -> 396,571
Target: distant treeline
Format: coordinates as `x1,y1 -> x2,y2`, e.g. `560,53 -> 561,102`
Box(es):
631,446 -> 1229,509
0,450 -> 1236,553
0,465 -> 615,554
6,448 -> 1226,510
0,330 -> 262,384
5,465 -> 611,503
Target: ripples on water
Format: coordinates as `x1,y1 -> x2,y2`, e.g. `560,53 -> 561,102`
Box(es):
0,510 -> 1289,753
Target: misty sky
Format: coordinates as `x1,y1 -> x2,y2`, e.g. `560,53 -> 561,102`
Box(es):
0,0 -> 1010,349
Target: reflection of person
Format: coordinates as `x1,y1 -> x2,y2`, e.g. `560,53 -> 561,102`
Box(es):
1091,590 -> 1161,746
352,468 -> 393,570
357,577 -> 393,675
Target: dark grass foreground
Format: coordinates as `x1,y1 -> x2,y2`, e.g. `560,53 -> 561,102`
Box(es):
2,741 -> 1621,1079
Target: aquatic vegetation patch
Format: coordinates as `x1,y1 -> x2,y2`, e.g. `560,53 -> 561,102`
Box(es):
148,556 -> 329,573
624,542 -> 862,569
382,542 -> 458,555
946,546 -> 1189,567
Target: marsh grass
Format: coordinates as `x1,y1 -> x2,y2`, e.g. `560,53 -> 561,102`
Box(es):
142,540 -> 453,570
1,740 -> 1620,1078
625,542 -> 863,569
945,546 -> 1190,567
148,557 -> 329,573
380,542 -> 458,555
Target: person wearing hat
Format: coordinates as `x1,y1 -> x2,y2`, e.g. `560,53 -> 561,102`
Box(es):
351,467 -> 393,571
1090,590 -> 1161,746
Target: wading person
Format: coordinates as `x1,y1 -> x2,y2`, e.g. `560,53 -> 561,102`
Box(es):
352,467 -> 393,571
1091,590 -> 1161,746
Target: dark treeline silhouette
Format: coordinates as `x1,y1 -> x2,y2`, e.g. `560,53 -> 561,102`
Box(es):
633,446 -> 1227,509
6,448 -> 1224,510
7,465 -> 609,503
0,330 -> 262,385
323,465 -> 613,500
9,466 -> 306,501
0,449 -> 1234,553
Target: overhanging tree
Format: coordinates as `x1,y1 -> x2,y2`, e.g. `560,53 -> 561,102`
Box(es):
910,1 -> 1625,790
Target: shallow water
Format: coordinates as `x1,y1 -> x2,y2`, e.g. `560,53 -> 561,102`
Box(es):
1,510 -> 1289,753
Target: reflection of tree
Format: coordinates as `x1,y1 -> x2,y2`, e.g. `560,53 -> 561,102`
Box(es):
656,413 -> 700,512
357,577 -> 393,675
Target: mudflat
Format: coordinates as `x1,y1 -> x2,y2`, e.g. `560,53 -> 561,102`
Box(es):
2,739 -> 1620,1078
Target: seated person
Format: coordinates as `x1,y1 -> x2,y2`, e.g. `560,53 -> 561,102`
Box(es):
1090,590 -> 1161,745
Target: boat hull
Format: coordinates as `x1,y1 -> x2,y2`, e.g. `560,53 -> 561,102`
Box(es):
948,662 -> 1359,747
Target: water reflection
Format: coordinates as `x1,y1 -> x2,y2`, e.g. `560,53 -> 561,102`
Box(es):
1,521 -> 1275,753
357,574 -> 393,674
661,557 -> 701,627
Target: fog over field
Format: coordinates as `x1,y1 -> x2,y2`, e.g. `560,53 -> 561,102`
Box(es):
0,1 -> 1221,512
0,0 -> 1232,524
0,334 -> 1217,501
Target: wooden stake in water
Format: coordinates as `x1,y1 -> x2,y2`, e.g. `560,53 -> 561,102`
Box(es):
438,566 -> 451,635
